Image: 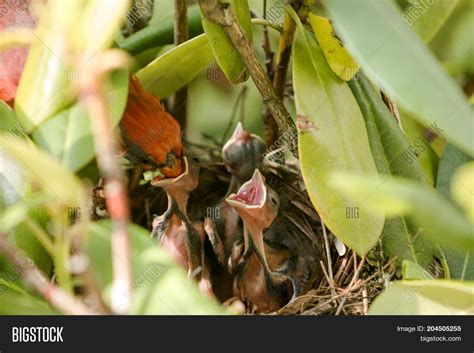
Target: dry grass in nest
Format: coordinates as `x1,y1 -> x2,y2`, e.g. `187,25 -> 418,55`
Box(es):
277,250 -> 397,315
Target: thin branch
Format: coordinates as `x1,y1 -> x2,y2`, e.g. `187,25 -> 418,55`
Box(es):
260,0 -> 280,146
273,1 -> 305,99
251,18 -> 283,33
80,50 -> 132,314
173,0 -> 189,128
199,0 -> 298,156
0,234 -> 98,315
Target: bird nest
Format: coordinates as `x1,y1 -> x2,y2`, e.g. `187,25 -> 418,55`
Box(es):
93,142 -> 397,315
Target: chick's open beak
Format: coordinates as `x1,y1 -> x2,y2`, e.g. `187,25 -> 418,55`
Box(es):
223,122 -> 251,150
226,169 -> 270,261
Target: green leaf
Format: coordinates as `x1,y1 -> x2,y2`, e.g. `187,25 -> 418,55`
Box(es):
369,280 -> 474,315
451,162 -> 474,222
430,0 -> 474,75
137,34 -> 213,99
436,143 -> 473,280
0,287 -> 57,315
402,260 -> 429,280
402,0 -> 460,43
0,135 -> 86,207
349,74 -> 435,266
325,0 -> 473,156
32,71 -> 129,172
120,4 -> 204,55
309,14 -> 359,81
292,22 -> 384,256
14,0 -> 129,131
399,111 -> 441,186
87,221 -> 226,314
330,172 -> 474,252
201,0 -> 252,83
0,101 -> 17,132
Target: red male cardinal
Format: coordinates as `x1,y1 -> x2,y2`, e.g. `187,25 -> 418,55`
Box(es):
120,77 -> 184,179
0,0 -> 36,105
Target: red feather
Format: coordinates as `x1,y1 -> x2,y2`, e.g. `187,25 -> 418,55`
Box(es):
0,0 -> 36,103
120,77 -> 184,178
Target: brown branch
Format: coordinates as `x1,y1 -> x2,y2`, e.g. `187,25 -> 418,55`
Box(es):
173,0 -> 189,128
260,0 -> 280,146
0,234 -> 98,315
199,0 -> 298,155
80,50 -> 132,314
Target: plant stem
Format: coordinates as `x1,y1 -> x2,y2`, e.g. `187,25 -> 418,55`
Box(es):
23,217 -> 55,256
274,1 -> 308,99
251,18 -> 283,33
261,0 -> 280,146
80,50 -> 132,314
0,233 -> 98,314
173,0 -> 189,129
199,0 -> 298,156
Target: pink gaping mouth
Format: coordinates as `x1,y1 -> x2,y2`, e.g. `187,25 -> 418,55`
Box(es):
227,169 -> 266,207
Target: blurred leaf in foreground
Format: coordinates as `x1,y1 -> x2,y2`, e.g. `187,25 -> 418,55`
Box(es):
330,172 -> 474,252
325,0 -> 473,156
87,221 -> 226,315
369,280 -> 473,315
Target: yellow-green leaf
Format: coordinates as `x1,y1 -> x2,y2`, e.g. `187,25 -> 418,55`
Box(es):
309,13 -> 359,81
292,20 -> 384,256
451,162 -> 474,222
325,0 -> 473,156
330,172 -> 474,252
137,34 -> 213,98
369,280 -> 474,315
0,135 -> 85,207
200,0 -> 252,83
402,0 -> 460,43
14,0 -> 130,131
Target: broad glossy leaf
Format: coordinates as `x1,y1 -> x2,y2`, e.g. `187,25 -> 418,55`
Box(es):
436,143 -> 473,280
293,24 -> 384,256
309,14 -> 359,81
369,280 -> 474,315
349,74 -> 435,266
0,135 -> 86,207
15,0 -> 129,131
32,71 -> 129,172
201,0 -> 252,83
402,0 -> 460,43
137,34 -> 213,99
325,0 -> 473,156
87,221 -> 226,314
330,173 -> 474,252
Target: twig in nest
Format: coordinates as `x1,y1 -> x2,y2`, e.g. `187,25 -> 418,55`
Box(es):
79,50 -> 132,314
0,234 -> 98,315
321,221 -> 335,296
335,255 -> 366,315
